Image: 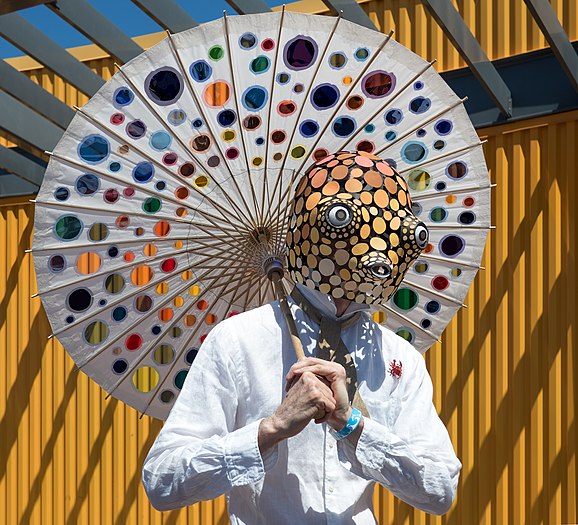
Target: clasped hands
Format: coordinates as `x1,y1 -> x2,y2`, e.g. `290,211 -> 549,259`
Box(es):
259,358 -> 356,452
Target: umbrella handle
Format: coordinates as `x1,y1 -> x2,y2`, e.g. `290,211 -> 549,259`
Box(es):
269,271 -> 305,360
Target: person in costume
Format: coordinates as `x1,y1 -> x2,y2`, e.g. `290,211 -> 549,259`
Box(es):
142,151 -> 461,523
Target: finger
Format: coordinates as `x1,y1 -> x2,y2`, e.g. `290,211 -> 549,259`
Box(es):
289,363 -> 345,383
286,357 -> 320,382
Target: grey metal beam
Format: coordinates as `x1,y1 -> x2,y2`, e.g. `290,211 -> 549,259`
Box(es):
0,145 -> 45,187
0,60 -> 74,129
0,0 -> 48,16
0,172 -> 40,196
522,0 -> 578,93
226,0 -> 271,14
422,0 -> 512,117
0,12 -> 104,97
130,0 -> 198,33
0,90 -> 63,152
48,0 -> 144,65
322,0 -> 378,31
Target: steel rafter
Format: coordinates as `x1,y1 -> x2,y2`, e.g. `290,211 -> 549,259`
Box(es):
0,90 -> 63,152
322,0 -> 377,31
0,12 -> 104,97
48,0 -> 144,65
522,0 -> 578,93
0,145 -> 46,188
421,0 -> 512,117
130,0 -> 198,33
226,0 -> 272,14
0,0 -> 48,16
0,60 -> 74,129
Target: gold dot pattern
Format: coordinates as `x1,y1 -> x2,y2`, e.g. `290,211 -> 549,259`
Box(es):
286,150 -> 428,305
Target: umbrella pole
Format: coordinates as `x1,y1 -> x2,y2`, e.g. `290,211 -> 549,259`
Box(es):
267,267 -> 305,361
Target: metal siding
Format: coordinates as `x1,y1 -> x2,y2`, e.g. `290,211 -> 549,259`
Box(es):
0,2 -> 577,523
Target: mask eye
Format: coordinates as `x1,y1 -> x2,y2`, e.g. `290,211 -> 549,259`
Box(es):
326,204 -> 353,228
414,223 -> 429,249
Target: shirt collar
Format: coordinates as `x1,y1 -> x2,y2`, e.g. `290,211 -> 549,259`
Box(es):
295,284 -> 370,321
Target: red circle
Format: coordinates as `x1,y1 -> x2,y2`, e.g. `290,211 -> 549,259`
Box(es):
226,147 -> 239,160
356,140 -> 375,153
261,38 -> 275,51
111,113 -> 125,125
161,258 -> 177,273
104,188 -> 119,203
432,275 -> 449,291
228,311 -> 239,317
463,197 -> 475,207
200,334 -> 208,343
123,187 -> 135,198
163,152 -> 178,165
125,333 -> 142,351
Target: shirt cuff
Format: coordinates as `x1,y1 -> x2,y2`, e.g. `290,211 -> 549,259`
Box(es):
354,417 -> 394,470
224,419 -> 279,487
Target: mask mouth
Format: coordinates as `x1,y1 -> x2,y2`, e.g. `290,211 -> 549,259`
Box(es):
367,261 -> 392,280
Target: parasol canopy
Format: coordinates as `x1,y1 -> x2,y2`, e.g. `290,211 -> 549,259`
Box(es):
32,11 -> 490,420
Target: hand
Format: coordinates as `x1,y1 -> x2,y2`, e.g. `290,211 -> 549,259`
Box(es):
258,371 -> 336,453
286,358 -> 352,431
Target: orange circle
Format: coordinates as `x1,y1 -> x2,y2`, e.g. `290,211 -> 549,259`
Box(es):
344,178 -> 363,193
311,169 -> 328,189
131,265 -> 153,286
385,177 -> 398,194
159,308 -> 173,322
76,252 -> 101,275
203,81 -> 231,107
322,181 -> 340,196
331,165 -> 349,180
124,251 -> 135,262
364,170 -> 382,188
197,299 -> 209,310
374,189 -> 389,208
305,192 -> 321,211
154,221 -> 170,237
175,187 -> 189,200
184,314 -> 196,326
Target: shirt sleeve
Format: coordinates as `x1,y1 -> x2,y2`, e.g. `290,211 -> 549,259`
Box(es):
336,351 -> 461,515
141,322 -> 278,511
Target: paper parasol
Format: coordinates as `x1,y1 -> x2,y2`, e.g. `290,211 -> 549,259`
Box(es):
32,11 -> 490,419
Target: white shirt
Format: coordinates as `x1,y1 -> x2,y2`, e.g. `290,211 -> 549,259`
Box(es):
142,286 -> 461,523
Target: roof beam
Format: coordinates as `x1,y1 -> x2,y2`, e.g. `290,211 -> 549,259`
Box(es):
321,0 -> 378,31
225,0 -> 271,14
0,0 -> 48,16
0,60 -> 74,129
0,12 -> 104,97
0,145 -> 45,187
48,0 -> 144,65
130,0 -> 198,33
421,0 -> 512,117
522,0 -> 578,93
0,90 -> 64,152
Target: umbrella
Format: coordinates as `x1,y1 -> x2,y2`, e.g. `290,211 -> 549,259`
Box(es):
32,10 -> 490,420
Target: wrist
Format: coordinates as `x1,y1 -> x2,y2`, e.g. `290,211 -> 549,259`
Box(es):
328,406 -> 352,431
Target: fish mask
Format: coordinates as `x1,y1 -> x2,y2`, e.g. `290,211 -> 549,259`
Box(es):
286,151 -> 429,305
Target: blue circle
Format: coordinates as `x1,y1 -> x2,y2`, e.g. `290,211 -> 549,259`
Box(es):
332,116 -> 356,137
255,137 -> 265,145
385,130 -> 397,141
242,86 -> 268,111
239,32 -> 257,50
217,109 -> 237,127
409,96 -> 431,114
112,359 -> 128,375
276,72 -> 290,84
354,47 -> 370,61
78,135 -> 110,164
168,109 -> 187,126
109,162 -> 121,172
189,60 -> 212,82
108,246 -> 119,257
54,187 -> 69,201
434,119 -> 453,135
152,325 -> 162,335
76,173 -> 100,195
416,129 -> 426,137
385,109 -> 403,125
192,118 -> 203,128
112,306 -> 127,321
99,299 -> 107,307
133,162 -> 154,183
155,181 -> 166,191
114,87 -> 134,106
435,181 -> 447,191
414,81 -> 424,90
364,124 -> 375,133
150,131 -> 172,151
421,318 -> 432,329
185,348 -> 198,364
310,83 -> 339,110
66,315 -> 74,324
126,120 -> 146,139
299,120 -> 319,138
425,300 -> 440,314
400,141 -> 428,164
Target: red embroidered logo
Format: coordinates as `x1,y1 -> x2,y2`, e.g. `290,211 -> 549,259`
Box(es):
389,359 -> 403,379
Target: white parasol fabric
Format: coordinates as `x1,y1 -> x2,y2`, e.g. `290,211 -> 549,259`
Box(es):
32,11 -> 490,420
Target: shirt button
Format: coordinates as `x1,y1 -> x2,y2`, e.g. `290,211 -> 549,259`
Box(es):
329,441 -> 334,449
328,486 -> 334,493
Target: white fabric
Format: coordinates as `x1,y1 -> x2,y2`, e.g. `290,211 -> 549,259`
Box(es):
142,286 -> 461,523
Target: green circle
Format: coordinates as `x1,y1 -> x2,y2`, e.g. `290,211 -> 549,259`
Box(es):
55,215 -> 83,241
84,321 -> 109,345
430,207 -> 447,222
291,145 -> 306,159
153,344 -> 175,365
174,369 -> 188,390
208,45 -> 224,61
396,328 -> 414,343
88,223 -> 109,242
250,56 -> 270,74
392,287 -> 418,310
407,169 -> 431,191
143,197 -> 162,214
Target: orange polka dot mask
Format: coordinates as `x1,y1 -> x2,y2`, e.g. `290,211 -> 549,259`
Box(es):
286,151 -> 429,305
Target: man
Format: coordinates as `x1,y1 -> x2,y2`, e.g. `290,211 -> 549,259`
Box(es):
142,152 -> 461,523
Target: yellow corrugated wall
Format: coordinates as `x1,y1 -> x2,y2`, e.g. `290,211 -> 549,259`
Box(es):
1,1 -> 577,523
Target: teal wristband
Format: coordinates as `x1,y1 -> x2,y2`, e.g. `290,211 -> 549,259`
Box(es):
330,407 -> 362,441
